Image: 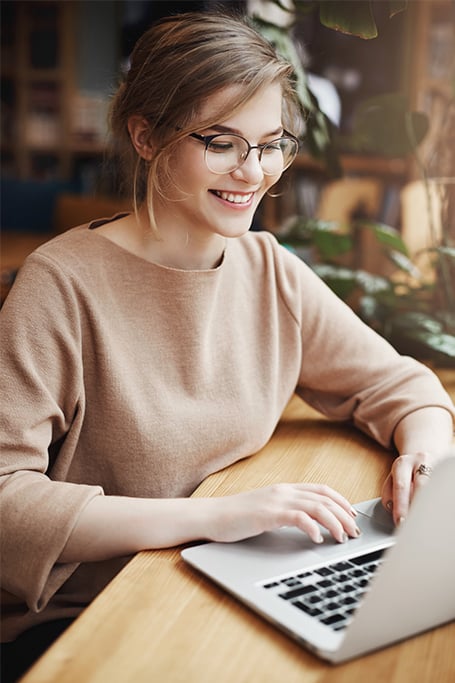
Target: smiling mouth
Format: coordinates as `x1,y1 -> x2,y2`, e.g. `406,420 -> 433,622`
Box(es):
211,190 -> 254,205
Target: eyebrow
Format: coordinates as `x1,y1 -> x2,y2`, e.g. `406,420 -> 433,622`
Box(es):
209,124 -> 284,138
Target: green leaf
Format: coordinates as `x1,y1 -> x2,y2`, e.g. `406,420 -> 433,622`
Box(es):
313,231 -> 352,259
404,330 -> 455,358
313,264 -> 358,299
251,15 -> 343,176
389,1 -> 407,18
359,220 -> 409,255
252,21 -> 314,111
266,0 -> 297,13
388,251 -> 422,278
429,246 -> 455,261
354,270 -> 391,294
319,1 -> 378,39
393,312 -> 443,334
346,94 -> 429,156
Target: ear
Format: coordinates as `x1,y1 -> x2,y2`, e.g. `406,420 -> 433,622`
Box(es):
128,116 -> 154,161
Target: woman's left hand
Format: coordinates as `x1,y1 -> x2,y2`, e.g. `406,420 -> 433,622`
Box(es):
381,451 -> 436,525
382,406 -> 454,526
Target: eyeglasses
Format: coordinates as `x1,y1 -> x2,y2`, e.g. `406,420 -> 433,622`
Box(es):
189,131 -> 299,175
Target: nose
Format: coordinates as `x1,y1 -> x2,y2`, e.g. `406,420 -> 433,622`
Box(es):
231,149 -> 264,184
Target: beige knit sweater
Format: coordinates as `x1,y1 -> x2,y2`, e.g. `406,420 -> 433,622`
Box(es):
1,222 -> 453,640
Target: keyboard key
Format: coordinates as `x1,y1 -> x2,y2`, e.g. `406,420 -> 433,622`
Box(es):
316,579 -> 333,588
333,573 -> 351,583
321,613 -> 346,626
356,578 -> 370,588
331,561 -> 353,571
325,601 -> 340,611
307,594 -> 323,604
365,562 -> 381,572
340,595 -> 357,606
282,578 -> 302,587
326,589 -> 339,598
350,549 -> 385,566
315,567 -> 334,576
294,601 -> 323,617
278,584 -> 317,600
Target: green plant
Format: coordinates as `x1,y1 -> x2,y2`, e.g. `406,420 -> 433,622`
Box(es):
252,1 -> 455,366
251,0 -> 410,170
278,216 -> 455,365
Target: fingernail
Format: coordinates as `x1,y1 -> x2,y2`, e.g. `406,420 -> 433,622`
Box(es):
398,516 -> 405,526
339,533 -> 348,544
315,534 -> 324,544
350,507 -> 358,517
386,500 -> 393,512
353,526 -> 361,537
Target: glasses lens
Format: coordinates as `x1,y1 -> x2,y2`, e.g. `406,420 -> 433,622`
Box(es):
204,134 -> 298,175
260,138 -> 299,175
205,135 -> 248,174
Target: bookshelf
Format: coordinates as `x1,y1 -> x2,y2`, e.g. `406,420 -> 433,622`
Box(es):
405,0 -> 455,178
1,1 -> 452,214
260,0 -> 454,231
0,0 -> 109,183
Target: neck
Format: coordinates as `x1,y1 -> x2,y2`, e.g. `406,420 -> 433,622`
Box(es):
136,205 -> 226,271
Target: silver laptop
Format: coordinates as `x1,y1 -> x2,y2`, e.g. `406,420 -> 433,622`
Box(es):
182,456 -> 455,663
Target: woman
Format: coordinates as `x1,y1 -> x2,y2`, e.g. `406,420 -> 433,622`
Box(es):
1,11 -> 454,679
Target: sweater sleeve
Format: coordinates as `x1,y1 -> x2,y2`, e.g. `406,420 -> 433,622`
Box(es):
270,236 -> 455,448
0,252 -> 103,612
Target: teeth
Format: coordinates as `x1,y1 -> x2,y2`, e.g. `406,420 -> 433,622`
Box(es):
215,191 -> 253,204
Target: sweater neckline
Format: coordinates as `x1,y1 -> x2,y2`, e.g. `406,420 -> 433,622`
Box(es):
87,217 -> 227,274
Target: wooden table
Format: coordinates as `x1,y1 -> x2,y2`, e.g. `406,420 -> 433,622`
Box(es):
21,372 -> 455,683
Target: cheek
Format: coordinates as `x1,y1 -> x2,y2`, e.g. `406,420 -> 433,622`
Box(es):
263,172 -> 282,194
170,154 -> 212,196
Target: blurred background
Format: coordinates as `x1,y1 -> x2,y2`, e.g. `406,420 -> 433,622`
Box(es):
1,1 -> 454,363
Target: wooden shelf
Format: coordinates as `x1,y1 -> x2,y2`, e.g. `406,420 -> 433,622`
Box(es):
0,0 -> 107,183
292,153 -> 408,178
261,1 -> 453,230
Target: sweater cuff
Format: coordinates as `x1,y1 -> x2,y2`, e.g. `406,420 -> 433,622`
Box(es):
1,474 -> 103,612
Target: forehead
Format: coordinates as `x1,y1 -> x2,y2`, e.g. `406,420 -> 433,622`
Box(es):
197,82 -> 284,133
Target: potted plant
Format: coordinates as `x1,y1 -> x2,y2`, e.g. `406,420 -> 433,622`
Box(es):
250,0 -> 455,366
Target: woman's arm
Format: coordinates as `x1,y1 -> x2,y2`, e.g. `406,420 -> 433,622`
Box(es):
382,406 -> 454,525
58,483 -> 361,563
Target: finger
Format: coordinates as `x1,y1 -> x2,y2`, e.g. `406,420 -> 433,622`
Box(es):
390,456 -> 414,525
412,454 -> 434,498
295,483 -> 358,519
291,499 -> 360,544
381,473 -> 394,514
284,510 -> 325,544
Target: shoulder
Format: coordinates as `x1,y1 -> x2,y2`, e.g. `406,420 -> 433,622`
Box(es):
231,229 -> 301,272
18,221 -> 125,292
30,224 -> 107,268
3,224 -> 115,317
230,230 -> 324,296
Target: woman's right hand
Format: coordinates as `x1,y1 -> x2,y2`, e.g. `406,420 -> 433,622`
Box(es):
204,482 -> 361,545
58,483 -> 361,564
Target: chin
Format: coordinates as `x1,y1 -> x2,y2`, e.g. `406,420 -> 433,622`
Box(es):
216,221 -> 253,239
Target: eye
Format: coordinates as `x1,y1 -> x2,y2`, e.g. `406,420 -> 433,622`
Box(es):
262,141 -> 282,154
208,140 -> 234,153
206,135 -> 239,154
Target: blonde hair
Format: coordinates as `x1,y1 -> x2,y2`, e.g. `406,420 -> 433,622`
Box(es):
109,11 -> 301,234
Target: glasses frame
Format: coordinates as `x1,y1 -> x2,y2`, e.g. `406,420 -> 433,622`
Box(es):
189,130 -> 300,175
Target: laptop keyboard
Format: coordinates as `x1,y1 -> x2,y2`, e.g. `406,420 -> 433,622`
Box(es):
260,548 -> 386,631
